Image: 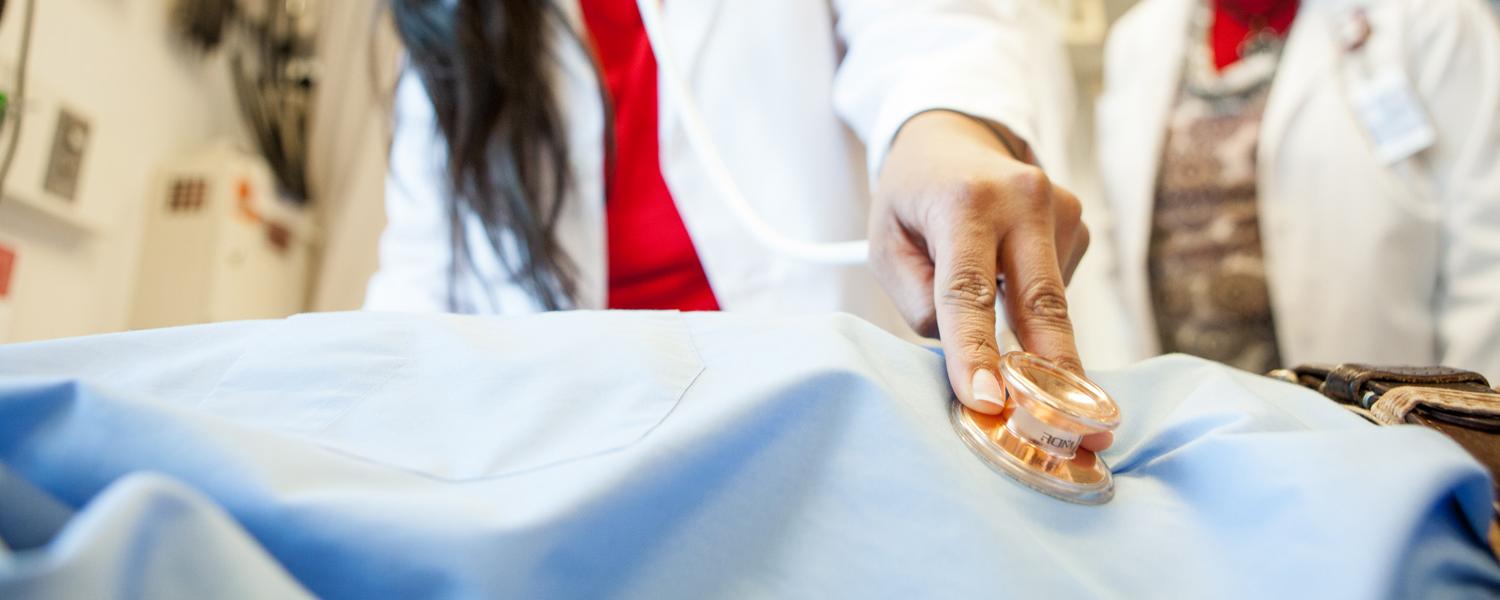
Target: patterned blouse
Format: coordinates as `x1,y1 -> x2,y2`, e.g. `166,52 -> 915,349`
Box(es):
1147,3 -> 1288,373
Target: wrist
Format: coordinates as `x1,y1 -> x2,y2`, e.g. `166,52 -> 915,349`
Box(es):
898,110 -> 1034,165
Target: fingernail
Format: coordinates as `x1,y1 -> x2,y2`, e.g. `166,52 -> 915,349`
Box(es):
969,369 -> 1004,414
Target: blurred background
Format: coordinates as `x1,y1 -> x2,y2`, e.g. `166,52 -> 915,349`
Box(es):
0,0 -> 1139,343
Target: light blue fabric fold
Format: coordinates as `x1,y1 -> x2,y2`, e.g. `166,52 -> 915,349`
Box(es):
0,311 -> 1496,598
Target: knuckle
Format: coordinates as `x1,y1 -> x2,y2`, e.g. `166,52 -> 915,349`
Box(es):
941,264 -> 998,310
948,177 -> 1003,215
1055,189 -> 1083,225
943,167 -> 1058,224
1003,166 -> 1051,203
1017,279 -> 1072,328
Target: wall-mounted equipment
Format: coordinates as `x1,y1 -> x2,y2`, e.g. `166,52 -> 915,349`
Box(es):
41,107 -> 88,202
0,62 -> 98,231
130,144 -> 311,329
0,0 -> 99,231
170,0 -> 319,205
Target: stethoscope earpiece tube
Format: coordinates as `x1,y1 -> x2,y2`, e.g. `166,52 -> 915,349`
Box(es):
633,0 -> 870,266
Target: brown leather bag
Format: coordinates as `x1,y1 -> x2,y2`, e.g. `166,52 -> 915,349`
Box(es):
1268,364 -> 1500,554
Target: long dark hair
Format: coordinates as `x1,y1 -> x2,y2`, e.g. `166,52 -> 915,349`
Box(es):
389,0 -> 592,311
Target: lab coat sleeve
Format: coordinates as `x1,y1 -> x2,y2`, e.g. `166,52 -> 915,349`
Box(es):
363,72 -> 454,313
1423,0 -> 1500,374
829,0 -> 1048,179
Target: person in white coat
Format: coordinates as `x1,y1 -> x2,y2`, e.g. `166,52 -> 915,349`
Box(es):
366,0 -> 1108,445
1096,0 -> 1500,375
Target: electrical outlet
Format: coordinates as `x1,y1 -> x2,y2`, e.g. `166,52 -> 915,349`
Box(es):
42,107 -> 88,202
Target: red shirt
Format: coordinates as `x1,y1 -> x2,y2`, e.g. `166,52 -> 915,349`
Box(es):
580,0 -> 721,311
1211,0 -> 1299,70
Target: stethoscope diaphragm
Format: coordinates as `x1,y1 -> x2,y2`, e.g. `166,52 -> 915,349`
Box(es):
951,352 -> 1122,505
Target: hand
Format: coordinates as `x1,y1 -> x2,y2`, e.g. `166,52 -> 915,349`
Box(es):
869,110 -> 1110,451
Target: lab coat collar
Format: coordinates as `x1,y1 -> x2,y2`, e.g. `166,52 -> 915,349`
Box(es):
1108,0 -> 1193,351
552,1 -> 724,107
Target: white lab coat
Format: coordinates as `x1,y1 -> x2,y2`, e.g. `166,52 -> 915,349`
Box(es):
1096,0 -> 1500,374
366,0 -> 1056,339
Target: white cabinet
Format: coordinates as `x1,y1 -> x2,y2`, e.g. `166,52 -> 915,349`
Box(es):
130,145 -> 311,329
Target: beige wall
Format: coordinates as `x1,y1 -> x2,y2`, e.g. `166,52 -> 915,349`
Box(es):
0,0 -> 243,342
0,0 -> 404,340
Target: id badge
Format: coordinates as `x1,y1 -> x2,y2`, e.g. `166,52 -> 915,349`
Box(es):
1352,68 -> 1436,164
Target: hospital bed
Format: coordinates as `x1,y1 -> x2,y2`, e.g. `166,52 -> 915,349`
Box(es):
0,311 -> 1496,598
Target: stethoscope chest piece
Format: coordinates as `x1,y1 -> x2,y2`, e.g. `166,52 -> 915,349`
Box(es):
951,352 -> 1122,505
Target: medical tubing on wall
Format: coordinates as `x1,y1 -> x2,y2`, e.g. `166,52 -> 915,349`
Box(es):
0,0 -> 39,212
634,0 -> 870,266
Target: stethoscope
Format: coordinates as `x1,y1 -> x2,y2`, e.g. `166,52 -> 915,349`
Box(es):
634,0 -> 1122,504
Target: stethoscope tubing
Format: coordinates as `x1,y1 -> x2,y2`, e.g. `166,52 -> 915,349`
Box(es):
634,0 -> 871,266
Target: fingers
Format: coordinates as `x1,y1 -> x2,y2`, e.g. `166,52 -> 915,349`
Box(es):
930,201 -> 1005,415
1021,186 -> 1106,450
1049,186 -> 1088,285
868,109 -> 1090,415
1049,187 -> 1082,265
869,215 -> 940,338
1062,223 -> 1090,285
999,216 -> 1085,376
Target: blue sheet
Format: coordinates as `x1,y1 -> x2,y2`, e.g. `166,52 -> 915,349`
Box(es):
0,311 -> 1496,598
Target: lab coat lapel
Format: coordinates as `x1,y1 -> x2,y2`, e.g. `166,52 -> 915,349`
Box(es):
663,0 -> 722,79
552,0 -> 610,309
654,0 -> 723,151
1108,0 -> 1193,349
652,0 -> 758,308
1255,2 -> 1340,352
1258,4 -> 1338,202
551,0 -> 725,309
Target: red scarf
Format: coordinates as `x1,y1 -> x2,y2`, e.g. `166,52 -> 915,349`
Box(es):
1211,0 -> 1300,70
581,0 -> 721,311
